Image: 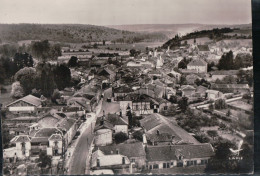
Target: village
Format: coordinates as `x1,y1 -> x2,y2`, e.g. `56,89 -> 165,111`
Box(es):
0,27 -> 254,175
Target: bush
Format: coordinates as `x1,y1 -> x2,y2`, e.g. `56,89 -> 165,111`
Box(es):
132,131 -> 143,142
114,132 -> 128,144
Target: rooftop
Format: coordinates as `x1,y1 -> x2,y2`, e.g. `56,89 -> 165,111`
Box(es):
146,143 -> 214,162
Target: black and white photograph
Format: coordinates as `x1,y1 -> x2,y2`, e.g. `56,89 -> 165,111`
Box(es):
0,0 -> 254,175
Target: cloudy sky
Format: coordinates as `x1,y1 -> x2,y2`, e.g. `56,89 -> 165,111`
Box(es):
0,0 -> 251,25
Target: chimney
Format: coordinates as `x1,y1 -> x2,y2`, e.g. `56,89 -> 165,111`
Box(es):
122,156 -> 125,164
157,130 -> 160,135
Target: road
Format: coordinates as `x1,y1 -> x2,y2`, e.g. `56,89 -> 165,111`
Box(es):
68,98 -> 103,175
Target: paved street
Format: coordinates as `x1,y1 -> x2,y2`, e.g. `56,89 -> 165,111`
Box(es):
68,99 -> 103,175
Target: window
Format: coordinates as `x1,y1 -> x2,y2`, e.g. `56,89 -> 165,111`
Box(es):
131,158 -> 135,163
149,165 -> 152,170
163,163 -> 167,168
167,163 -> 170,168
164,106 -> 168,110
171,162 -> 174,166
153,164 -> 159,169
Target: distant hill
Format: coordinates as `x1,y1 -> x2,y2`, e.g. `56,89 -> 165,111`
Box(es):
0,24 -> 168,44
162,25 -> 252,49
107,23 -> 252,38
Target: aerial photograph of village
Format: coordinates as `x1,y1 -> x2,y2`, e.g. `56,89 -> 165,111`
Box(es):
0,0 -> 254,175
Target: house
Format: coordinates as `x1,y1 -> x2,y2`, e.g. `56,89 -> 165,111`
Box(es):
106,113 -> 128,134
211,84 -> 250,94
206,90 -> 224,100
197,45 -> 210,54
148,70 -> 162,78
6,95 -> 43,114
187,59 -> 208,73
47,134 -> 63,156
98,68 -> 116,83
186,74 -> 201,85
195,86 -> 208,98
61,106 -> 85,117
94,142 -> 146,169
126,60 -> 154,68
55,118 -> 77,146
167,70 -> 181,81
146,143 -> 214,169
113,86 -> 133,101
91,149 -> 131,171
37,112 -> 63,128
140,114 -> 199,145
4,135 -> 31,159
94,118 -> 114,146
181,85 -> 196,97
207,70 -> 239,82
146,130 -> 174,146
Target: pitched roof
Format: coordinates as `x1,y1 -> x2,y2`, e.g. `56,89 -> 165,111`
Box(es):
11,135 -> 31,143
106,114 -> 128,126
211,84 -> 250,89
94,120 -> 114,131
113,86 -> 133,93
188,59 -> 207,67
34,128 -> 62,138
94,142 -> 145,158
146,143 -> 214,162
56,118 -> 76,131
197,45 -> 210,51
146,133 -> 173,143
181,85 -> 196,91
30,137 -> 49,143
49,134 -> 62,141
7,94 -> 42,107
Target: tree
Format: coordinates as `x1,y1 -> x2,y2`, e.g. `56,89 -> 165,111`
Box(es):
36,62 -> 57,97
53,64 -> 71,90
13,52 -> 34,69
132,131 -> 143,142
209,103 -> 214,111
178,60 -> 187,69
14,67 -> 37,95
129,49 -> 140,57
207,130 -> 218,140
51,89 -> 61,104
214,98 -> 227,110
179,75 -> 187,86
38,151 -> 52,173
68,56 -> 78,67
161,105 -> 177,116
49,44 -> 62,60
218,51 -> 234,70
126,110 -> 133,128
206,141 -> 239,173
10,81 -> 24,98
178,97 -> 188,112
114,132 -> 128,144
0,62 -> 6,84
31,40 -> 51,62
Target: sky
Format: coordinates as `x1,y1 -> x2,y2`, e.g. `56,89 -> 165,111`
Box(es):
0,0 -> 251,25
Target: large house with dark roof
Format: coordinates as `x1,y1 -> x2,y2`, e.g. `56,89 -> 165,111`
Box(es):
146,143 -> 214,169
187,59 -> 208,73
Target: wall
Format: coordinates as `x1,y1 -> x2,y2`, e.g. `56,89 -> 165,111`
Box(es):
95,129 -> 113,146
114,125 -> 128,134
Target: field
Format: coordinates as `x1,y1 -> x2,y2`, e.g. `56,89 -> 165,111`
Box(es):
96,41 -> 165,52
